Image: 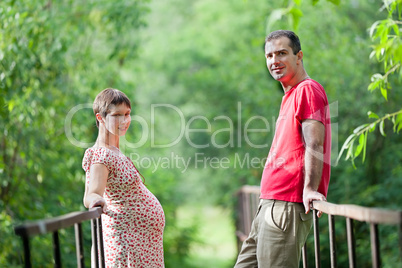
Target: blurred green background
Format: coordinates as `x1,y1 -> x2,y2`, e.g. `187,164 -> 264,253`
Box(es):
1,0 -> 401,267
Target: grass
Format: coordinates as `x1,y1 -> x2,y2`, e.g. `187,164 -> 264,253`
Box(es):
177,205 -> 237,268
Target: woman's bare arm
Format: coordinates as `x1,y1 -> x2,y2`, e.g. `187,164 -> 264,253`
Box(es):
84,163 -> 109,213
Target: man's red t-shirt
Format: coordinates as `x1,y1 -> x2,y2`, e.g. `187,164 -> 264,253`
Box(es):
260,79 -> 331,203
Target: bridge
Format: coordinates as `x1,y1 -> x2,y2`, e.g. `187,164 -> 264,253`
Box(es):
235,185 -> 402,268
14,185 -> 402,267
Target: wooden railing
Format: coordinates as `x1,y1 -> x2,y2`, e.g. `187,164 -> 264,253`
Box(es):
235,185 -> 261,250
14,207 -> 105,268
235,185 -> 402,268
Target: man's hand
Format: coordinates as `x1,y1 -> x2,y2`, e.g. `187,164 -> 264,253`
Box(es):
303,188 -> 326,217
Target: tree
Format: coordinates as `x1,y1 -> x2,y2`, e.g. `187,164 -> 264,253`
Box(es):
338,0 -> 402,166
0,0 -> 149,266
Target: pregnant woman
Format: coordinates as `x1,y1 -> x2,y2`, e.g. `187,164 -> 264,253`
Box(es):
83,88 -> 165,267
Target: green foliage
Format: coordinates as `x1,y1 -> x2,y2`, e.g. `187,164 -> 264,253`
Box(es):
0,0 -> 194,267
339,0 -> 402,164
163,221 -> 200,267
337,109 -> 402,167
2,0 -> 402,267
266,0 -> 340,31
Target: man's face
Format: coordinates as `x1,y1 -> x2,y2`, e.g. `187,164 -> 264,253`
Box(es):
265,36 -> 302,83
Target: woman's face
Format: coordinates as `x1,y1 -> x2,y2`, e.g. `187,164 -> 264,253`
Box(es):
103,103 -> 131,136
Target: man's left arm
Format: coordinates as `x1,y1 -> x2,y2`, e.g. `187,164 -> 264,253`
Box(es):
302,119 -> 327,217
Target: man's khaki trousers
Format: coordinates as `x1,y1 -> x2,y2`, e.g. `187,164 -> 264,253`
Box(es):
234,199 -> 313,268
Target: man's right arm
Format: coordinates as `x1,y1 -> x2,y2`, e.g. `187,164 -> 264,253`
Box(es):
302,119 -> 326,217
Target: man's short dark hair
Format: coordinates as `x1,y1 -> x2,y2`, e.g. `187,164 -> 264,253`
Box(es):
265,30 -> 301,55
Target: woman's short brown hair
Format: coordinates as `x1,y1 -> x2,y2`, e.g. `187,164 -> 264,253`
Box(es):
93,88 -> 131,127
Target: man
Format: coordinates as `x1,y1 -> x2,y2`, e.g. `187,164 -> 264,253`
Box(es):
234,30 -> 331,268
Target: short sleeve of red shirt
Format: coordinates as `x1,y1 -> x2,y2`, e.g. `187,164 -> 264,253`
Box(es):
295,82 -> 327,124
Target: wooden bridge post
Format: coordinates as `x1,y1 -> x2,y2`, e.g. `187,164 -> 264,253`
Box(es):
52,231 -> 62,268
96,216 -> 105,268
328,214 -> 337,268
91,218 -> 100,268
370,223 -> 380,268
399,221 -> 402,262
346,218 -> 356,268
21,234 -> 32,268
313,210 -> 321,268
74,223 -> 85,268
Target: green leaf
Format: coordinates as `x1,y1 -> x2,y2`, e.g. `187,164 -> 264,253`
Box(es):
362,131 -> 368,162
294,0 -> 302,5
369,123 -> 376,133
368,111 -> 379,119
7,99 -> 15,112
345,139 -> 355,161
336,133 -> 356,164
354,133 -> 365,157
289,7 -> 303,29
369,50 -> 376,60
392,24 -> 399,36
290,7 -> 303,17
379,120 -> 386,137
266,9 -> 286,32
369,21 -> 381,38
380,86 -> 388,101
368,81 -> 380,92
397,122 -> 402,134
394,111 -> 402,133
326,0 -> 340,5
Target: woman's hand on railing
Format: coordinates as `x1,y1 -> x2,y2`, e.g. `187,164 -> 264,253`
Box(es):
89,197 -> 107,213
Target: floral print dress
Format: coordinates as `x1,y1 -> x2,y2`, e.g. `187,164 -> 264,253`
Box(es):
83,147 -> 165,268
